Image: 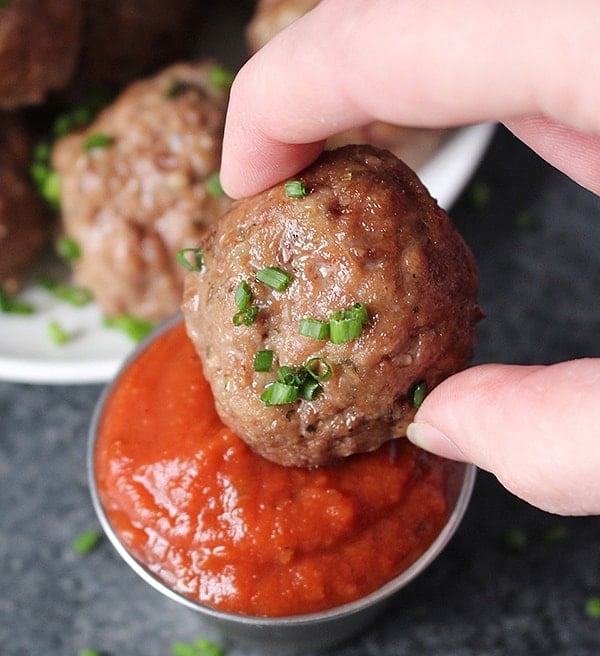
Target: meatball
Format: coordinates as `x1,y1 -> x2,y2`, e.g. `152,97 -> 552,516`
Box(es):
52,62 -> 232,322
246,0 -> 319,54
245,0 -> 448,171
71,0 -> 200,92
0,0 -> 82,109
183,145 -> 481,467
0,113 -> 48,291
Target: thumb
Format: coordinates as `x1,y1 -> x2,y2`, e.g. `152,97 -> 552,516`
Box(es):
406,360 -> 600,516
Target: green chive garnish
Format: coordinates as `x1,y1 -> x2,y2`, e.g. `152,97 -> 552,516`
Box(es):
253,349 -> 273,372
72,529 -> 103,555
176,248 -> 204,271
0,287 -> 35,314
235,280 -> 252,311
209,64 -> 234,91
48,320 -> 72,345
305,357 -> 332,381
38,276 -> 93,306
84,133 -> 114,151
299,317 -> 330,340
206,171 -> 224,197
40,169 -> 61,210
284,180 -> 306,198
103,315 -> 154,342
329,310 -> 363,344
255,266 -> 293,291
261,381 -> 299,406
171,638 -> 224,656
410,380 -> 427,408
56,235 -> 81,261
298,378 -> 322,401
585,596 -> 600,619
232,305 -> 259,326
79,650 -> 101,656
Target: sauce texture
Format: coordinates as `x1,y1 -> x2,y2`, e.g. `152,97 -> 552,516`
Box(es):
95,320 -> 461,617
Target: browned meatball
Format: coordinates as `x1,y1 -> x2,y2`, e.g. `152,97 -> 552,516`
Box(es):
72,0 -> 200,92
0,113 -> 48,291
52,62 -> 232,322
183,145 -> 481,467
245,0 -> 448,171
0,0 -> 82,109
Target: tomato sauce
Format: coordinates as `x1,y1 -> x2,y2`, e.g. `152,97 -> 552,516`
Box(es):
95,319 -> 461,617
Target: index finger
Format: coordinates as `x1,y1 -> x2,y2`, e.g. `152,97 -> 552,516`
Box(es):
220,0 -> 600,198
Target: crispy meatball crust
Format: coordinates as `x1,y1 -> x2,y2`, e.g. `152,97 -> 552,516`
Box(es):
0,0 -> 82,109
52,62 -> 232,322
183,145 -> 481,467
0,113 -> 48,290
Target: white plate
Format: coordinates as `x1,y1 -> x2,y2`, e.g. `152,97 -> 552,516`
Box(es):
0,122 -> 495,385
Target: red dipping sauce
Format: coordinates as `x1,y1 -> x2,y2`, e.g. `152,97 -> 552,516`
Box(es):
94,320 -> 462,617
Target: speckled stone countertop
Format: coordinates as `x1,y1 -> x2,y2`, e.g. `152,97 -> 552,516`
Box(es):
1,126 -> 599,656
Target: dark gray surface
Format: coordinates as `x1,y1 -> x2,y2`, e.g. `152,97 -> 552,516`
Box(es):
2,127 -> 600,655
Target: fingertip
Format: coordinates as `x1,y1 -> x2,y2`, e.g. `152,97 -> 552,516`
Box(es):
410,361 -> 600,515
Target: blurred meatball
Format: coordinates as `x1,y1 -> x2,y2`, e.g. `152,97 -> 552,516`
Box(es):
52,62 -> 232,321
246,0 -> 318,53
245,0 -> 449,171
0,113 -> 48,291
0,0 -> 82,109
71,0 -> 200,92
183,145 -> 481,467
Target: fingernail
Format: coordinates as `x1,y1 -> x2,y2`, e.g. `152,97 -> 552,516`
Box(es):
407,421 -> 467,461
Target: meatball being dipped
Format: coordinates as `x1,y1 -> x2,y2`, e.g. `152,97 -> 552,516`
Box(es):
52,61 -> 232,322
183,145 -> 481,467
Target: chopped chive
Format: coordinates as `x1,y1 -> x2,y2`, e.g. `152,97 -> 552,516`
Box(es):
72,529 -> 103,555
277,365 -> 307,387
298,378 -> 322,401
255,266 -> 293,291
56,235 -> 81,261
206,171 -> 224,197
0,287 -> 35,314
84,133 -> 114,151
253,349 -> 274,372
176,248 -> 204,271
171,638 -> 224,656
38,276 -> 93,306
410,380 -> 427,409
261,381 -> 299,406
350,302 -> 369,325
33,139 -> 52,164
329,310 -> 363,344
232,305 -> 259,326
48,320 -> 72,345
165,78 -> 190,99
79,650 -> 101,656
284,180 -> 306,198
305,357 -> 332,381
585,596 -> 600,619
209,64 -> 234,91
103,315 -> 154,342
234,280 -> 252,311
299,317 -> 330,340
40,169 -> 61,210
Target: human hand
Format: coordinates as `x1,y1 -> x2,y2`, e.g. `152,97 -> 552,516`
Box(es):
220,0 -> 600,515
